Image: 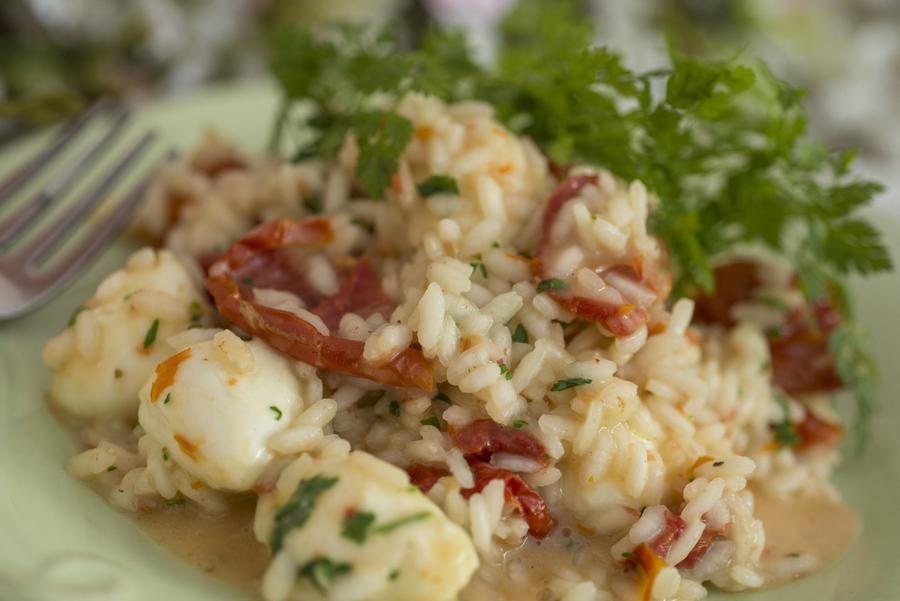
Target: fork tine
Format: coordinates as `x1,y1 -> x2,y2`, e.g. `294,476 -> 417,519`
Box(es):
0,100 -> 110,205
17,130 -> 157,268
37,160 -> 161,288
0,108 -> 131,248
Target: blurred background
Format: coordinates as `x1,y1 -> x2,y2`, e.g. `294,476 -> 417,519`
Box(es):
1,0 -> 899,167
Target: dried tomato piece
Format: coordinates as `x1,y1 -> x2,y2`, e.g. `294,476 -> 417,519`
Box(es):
533,175 -> 668,336
795,410 -> 843,450
692,260 -> 761,327
450,419 -> 549,466
206,218 -> 433,390
463,462 -> 555,538
407,464 -> 450,494
647,509 -> 686,559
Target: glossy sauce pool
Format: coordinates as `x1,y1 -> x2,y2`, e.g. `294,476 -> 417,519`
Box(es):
133,487 -> 859,599
135,494 -> 268,594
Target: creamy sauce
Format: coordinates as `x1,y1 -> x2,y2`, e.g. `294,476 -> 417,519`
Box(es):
135,494 -> 268,594
754,487 -> 860,586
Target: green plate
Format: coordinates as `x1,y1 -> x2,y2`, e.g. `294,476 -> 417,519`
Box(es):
1,81 -> 898,601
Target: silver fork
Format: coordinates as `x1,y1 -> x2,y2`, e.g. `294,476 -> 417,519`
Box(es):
0,102 -> 158,320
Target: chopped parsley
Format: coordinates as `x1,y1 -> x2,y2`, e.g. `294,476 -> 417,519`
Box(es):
498,363 -> 513,380
165,498 -> 185,507
341,510 -> 376,544
143,319 -> 159,349
161,448 -> 169,461
270,406 -> 283,420
371,511 -> 431,534
241,277 -> 255,286
511,324 -> 529,343
434,391 -> 451,403
106,465 -> 117,472
389,400 -> 401,417
270,476 -> 339,551
511,419 -> 528,429
420,416 -> 440,429
786,552 -> 800,558
303,193 -> 323,214
536,278 -> 566,293
67,306 -> 84,327
340,509 -> 431,544
491,241 -> 500,248
299,557 -> 352,592
713,461 -> 724,467
389,569 -> 400,581
354,111 -> 414,198
470,261 -> 488,278
550,377 -> 592,392
163,393 -> 171,405
188,300 -> 203,325
773,395 -> 800,448
417,174 -> 459,197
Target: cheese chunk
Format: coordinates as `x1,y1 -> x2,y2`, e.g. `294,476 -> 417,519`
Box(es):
260,451 -> 479,601
42,247 -> 207,419
138,329 -> 305,491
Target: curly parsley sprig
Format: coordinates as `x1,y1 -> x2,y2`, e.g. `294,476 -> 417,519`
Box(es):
267,1 -> 891,447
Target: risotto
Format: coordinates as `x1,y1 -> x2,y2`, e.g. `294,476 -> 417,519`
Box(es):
40,88 -> 867,601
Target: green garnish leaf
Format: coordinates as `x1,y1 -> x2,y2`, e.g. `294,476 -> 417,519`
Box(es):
773,395 -> 800,448
536,278 -> 565,293
143,319 -> 160,349
389,400 -> 401,417
550,377 -> 592,392
161,448 -> 169,461
511,419 -> 528,428
353,111 -> 414,198
420,416 -> 441,429
389,568 -> 400,581
241,277 -> 255,286
434,391 -> 451,403
299,557 -> 352,592
511,324 -> 529,343
341,510 -> 376,544
304,193 -> 324,214
165,498 -> 185,507
498,363 -> 513,380
470,261 -> 488,278
106,465 -> 117,472
270,476 -> 339,552
188,301 -> 203,325
270,406 -> 283,420
163,393 -> 171,405
417,175 -> 459,197
371,511 -> 431,534
68,306 -> 84,327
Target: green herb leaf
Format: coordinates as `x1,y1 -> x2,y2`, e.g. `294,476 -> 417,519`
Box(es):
242,277 -> 255,286
773,395 -> 800,448
270,476 -> 339,551
389,569 -> 400,581
550,377 -> 592,392
188,301 -> 203,325
143,319 -> 160,349
163,393 -> 171,405
470,261 -> 488,278
434,391 -> 451,403
161,448 -> 169,461
371,511 -> 431,535
511,419 -> 528,428
341,510 -> 376,544
536,278 -> 565,293
303,193 -> 324,214
68,306 -> 84,327
106,465 -> 117,472
165,498 -> 185,507
417,175 -> 459,197
511,324 -> 529,343
498,363 -> 513,380
270,406 -> 283,420
420,416 -> 440,429
389,400 -> 401,417
353,111 -> 413,198
299,557 -> 352,592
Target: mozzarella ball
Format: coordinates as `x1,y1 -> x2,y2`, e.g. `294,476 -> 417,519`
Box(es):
42,247 -> 208,419
138,329 -> 307,491
260,451 -> 478,601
